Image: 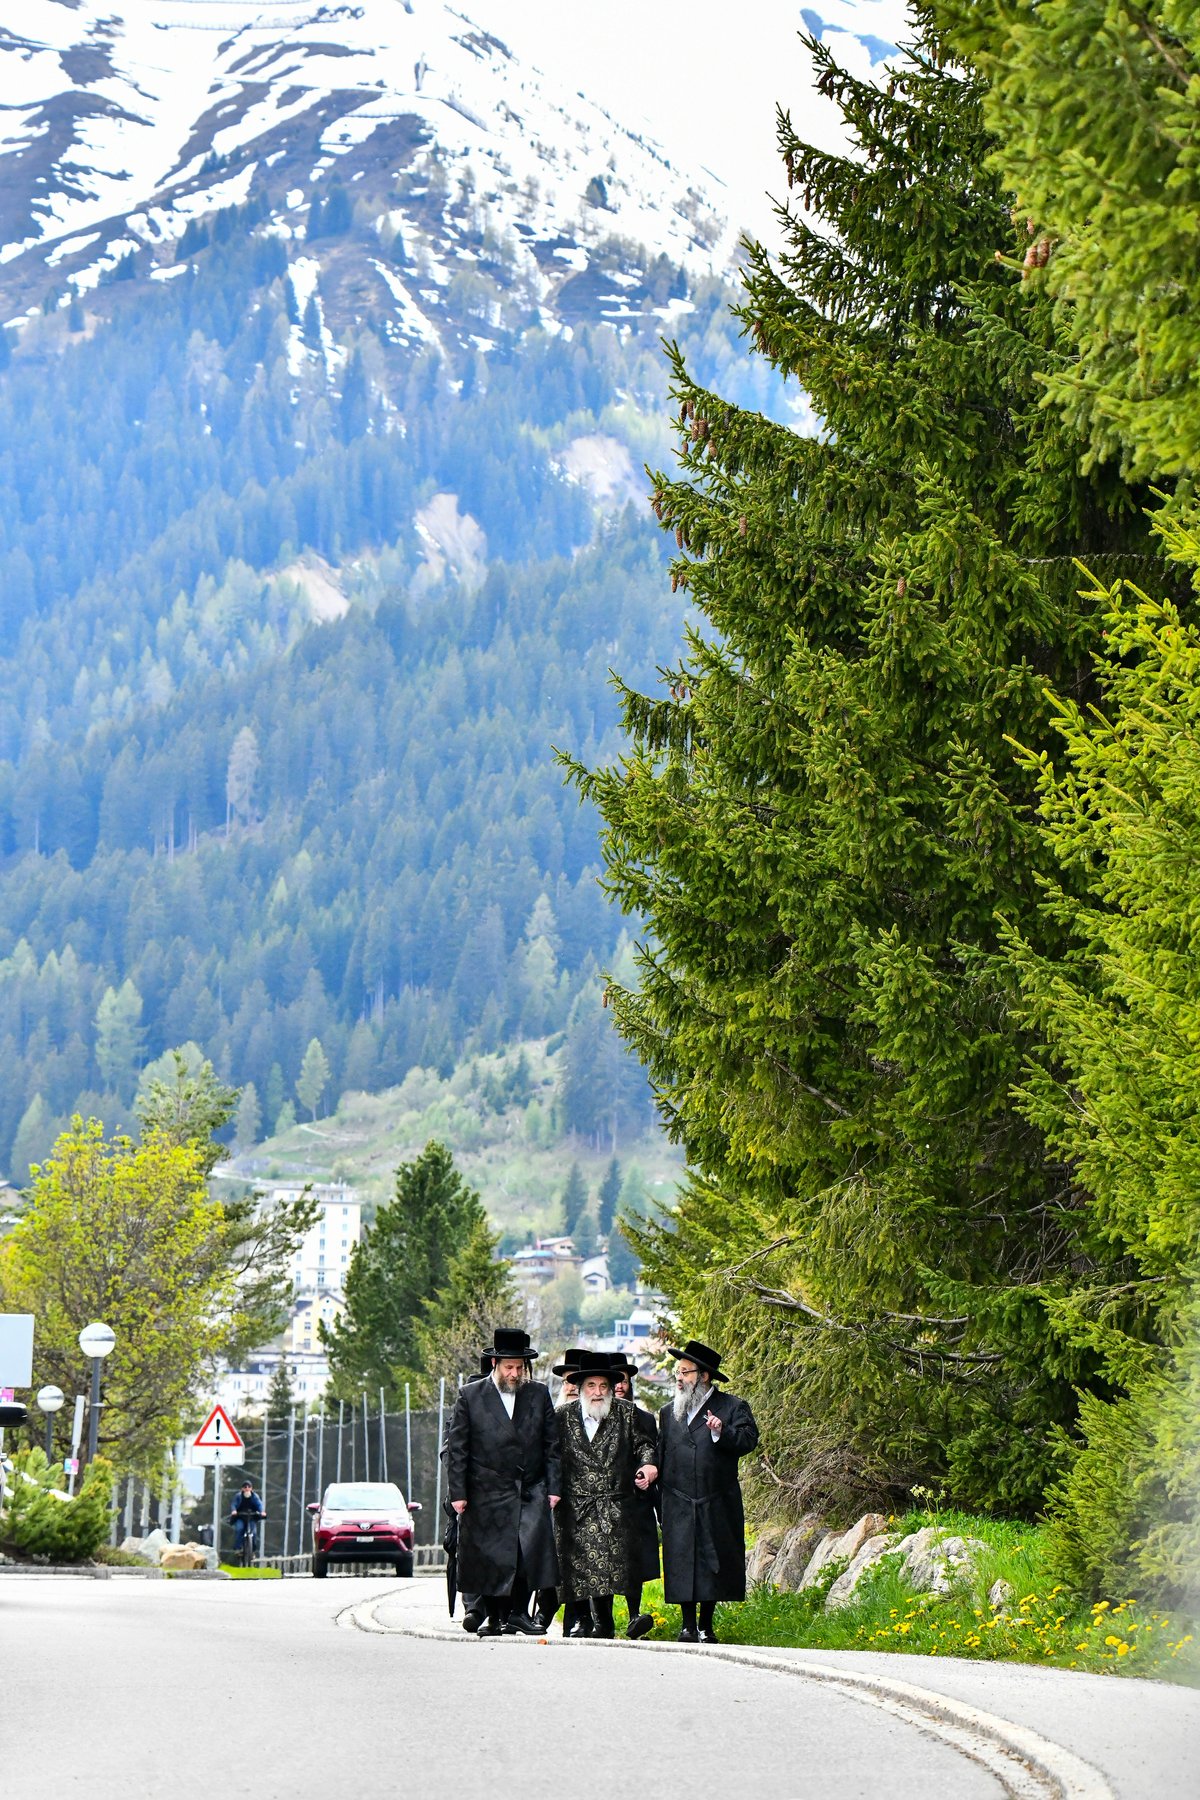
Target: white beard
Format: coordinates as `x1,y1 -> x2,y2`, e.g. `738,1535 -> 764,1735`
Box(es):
672,1381 -> 711,1423
580,1392 -> 613,1424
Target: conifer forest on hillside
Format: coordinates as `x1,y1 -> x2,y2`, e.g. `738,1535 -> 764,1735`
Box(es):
0,1 -> 1197,1614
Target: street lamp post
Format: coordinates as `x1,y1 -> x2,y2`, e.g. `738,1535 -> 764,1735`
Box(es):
78,1322 -> 116,1463
36,1384 -> 65,1463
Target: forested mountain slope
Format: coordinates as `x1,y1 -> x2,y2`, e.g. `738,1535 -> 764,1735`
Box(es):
0,3 -> 794,1181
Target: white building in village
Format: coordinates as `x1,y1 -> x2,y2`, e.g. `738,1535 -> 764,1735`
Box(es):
217,1181 -> 361,1415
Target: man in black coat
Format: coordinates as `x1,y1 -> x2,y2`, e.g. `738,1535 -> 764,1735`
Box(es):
656,1339 -> 759,1644
610,1353 -> 660,1638
446,1327 -> 561,1636
554,1350 -> 658,1639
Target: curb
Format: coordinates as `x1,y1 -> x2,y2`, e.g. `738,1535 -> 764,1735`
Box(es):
337,1591 -> 1116,1800
0,1562 -> 113,1578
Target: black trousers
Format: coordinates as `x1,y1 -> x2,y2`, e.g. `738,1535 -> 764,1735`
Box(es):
485,1544 -> 529,1622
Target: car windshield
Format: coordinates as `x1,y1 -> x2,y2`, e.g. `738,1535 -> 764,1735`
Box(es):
322,1484 -> 406,1511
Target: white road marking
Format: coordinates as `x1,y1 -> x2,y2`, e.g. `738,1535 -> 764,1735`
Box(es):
335,1589 -> 1115,1800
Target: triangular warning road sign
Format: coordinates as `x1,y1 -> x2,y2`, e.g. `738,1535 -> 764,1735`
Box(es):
192,1403 -> 245,1452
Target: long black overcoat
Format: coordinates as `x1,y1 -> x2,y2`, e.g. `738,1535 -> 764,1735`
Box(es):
446,1377 -> 561,1596
657,1388 -> 759,1603
554,1399 -> 657,1601
632,1402 -> 662,1584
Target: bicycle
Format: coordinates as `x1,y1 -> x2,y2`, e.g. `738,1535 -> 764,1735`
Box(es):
229,1510 -> 266,1567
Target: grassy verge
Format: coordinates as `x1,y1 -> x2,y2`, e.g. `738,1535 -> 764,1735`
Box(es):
614,1511 -> 1197,1682
218,1564 -> 282,1579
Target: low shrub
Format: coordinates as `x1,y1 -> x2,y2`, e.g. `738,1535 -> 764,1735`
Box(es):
1,1449 -> 114,1563
615,1510 -> 1198,1681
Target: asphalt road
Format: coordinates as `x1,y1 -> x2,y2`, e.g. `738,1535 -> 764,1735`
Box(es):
2,1572 -> 1196,1800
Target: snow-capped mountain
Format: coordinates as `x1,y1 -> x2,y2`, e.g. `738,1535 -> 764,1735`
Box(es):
0,0 -> 737,344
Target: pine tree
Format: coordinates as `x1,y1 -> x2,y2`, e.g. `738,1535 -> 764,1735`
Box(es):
94,979 -> 144,1096
559,1161 -> 588,1240
597,1156 -> 621,1237
322,1140 -> 487,1400
1006,553 -> 1200,1601
936,3 -> 1200,1598
608,1215 -> 640,1292
567,11 -> 1170,1518
296,1037 -> 330,1120
234,1081 -> 261,1150
414,1215 -> 519,1396
942,1 -> 1200,487
266,1358 -> 295,1419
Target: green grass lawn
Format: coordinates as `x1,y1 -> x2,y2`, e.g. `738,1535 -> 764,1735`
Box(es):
613,1511 -> 1197,1681
217,1564 -> 281,1579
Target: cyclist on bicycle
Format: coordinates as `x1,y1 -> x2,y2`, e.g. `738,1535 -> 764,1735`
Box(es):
229,1480 -> 265,1556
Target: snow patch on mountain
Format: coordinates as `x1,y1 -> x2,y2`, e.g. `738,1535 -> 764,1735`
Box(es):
0,0 -> 732,282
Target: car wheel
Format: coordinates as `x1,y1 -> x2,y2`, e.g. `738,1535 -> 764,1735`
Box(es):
311,1553 -> 328,1578
395,1554 -> 414,1578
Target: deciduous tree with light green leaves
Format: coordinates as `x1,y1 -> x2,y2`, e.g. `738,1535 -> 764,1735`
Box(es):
0,1119 -> 234,1468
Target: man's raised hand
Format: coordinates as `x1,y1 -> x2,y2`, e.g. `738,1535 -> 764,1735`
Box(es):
705,1410 -> 724,1436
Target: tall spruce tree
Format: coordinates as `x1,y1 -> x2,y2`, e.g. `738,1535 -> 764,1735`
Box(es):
322,1140 -> 488,1401
942,1 -> 1200,489
936,2 -> 1200,1599
568,11 -> 1171,1518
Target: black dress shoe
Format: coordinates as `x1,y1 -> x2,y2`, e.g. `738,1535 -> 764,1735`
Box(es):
477,1617 -> 504,1637
699,1627 -> 719,1644
566,1618 -> 594,1639
533,1611 -> 556,1632
677,1626 -> 699,1643
503,1611 -> 543,1635
626,1613 -> 654,1640
592,1621 -> 615,1639
461,1607 -> 485,1634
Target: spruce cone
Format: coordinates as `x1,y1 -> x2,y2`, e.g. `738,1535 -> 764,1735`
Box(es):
739,515 -> 748,537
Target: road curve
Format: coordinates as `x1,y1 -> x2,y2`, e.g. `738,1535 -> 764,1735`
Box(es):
2,1571 -> 1196,1799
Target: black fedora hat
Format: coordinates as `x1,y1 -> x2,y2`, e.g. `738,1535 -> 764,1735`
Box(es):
482,1326 -> 538,1361
552,1346 -> 585,1378
572,1349 -> 616,1386
667,1339 -> 728,1381
608,1353 -> 639,1381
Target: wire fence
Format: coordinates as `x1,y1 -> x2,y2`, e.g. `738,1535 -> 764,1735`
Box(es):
114,1398 -> 451,1565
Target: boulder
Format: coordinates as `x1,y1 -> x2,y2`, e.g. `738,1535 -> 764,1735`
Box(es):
745,1527 -> 787,1589
118,1532 -> 165,1565
824,1532 -> 900,1611
181,1540 -> 219,1572
797,1513 -> 888,1590
901,1529 -> 987,1595
987,1578 -> 1013,1613
767,1517 -> 826,1591
161,1543 -> 208,1572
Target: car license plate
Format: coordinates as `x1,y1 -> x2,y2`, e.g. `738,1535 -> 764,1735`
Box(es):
356,1534 -> 374,1542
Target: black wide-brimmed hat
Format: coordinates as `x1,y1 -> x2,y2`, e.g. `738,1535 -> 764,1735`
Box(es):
572,1349 -> 616,1386
552,1346 -> 585,1378
667,1339 -> 728,1381
608,1354 -> 639,1381
482,1327 -> 537,1361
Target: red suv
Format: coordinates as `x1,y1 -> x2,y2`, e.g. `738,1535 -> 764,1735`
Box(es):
307,1481 -> 421,1578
